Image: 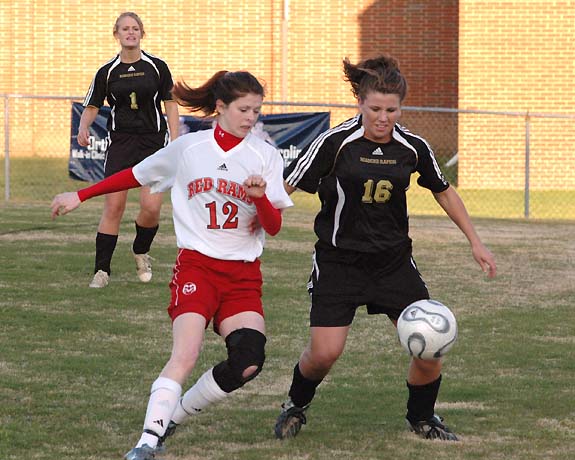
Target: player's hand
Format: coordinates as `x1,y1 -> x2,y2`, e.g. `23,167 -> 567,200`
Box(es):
51,192 -> 81,219
77,127 -> 90,147
243,174 -> 267,199
472,243 -> 497,278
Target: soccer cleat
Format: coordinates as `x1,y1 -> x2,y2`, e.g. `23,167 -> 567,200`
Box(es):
156,421 -> 178,451
134,253 -> 153,283
124,444 -> 161,460
274,398 -> 308,439
406,414 -> 458,441
89,270 -> 109,288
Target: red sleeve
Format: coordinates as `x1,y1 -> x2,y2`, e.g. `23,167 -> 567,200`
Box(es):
252,194 -> 282,236
77,168 -> 141,202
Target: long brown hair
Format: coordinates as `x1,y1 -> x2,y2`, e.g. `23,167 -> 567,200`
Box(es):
172,71 -> 265,116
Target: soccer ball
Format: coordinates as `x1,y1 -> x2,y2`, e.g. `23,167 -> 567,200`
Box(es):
397,299 -> 458,360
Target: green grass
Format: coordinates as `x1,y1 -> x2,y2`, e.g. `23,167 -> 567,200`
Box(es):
407,186 -> 575,220
1,157 -> 575,220
1,195 -> 575,460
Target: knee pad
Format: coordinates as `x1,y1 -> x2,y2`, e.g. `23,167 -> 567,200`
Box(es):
212,328 -> 266,393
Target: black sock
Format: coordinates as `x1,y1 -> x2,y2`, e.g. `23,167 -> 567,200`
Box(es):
133,222 -> 159,254
95,232 -> 118,275
406,375 -> 442,423
288,363 -> 323,408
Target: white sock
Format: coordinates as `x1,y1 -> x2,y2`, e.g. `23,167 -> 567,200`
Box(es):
171,368 -> 228,425
135,377 -> 182,448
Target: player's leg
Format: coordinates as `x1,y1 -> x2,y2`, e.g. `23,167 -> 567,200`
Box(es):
377,254 -> 457,440
406,355 -> 443,422
162,259 -> 265,444
90,190 -> 128,288
400,301 -> 457,439
168,312 -> 266,435
404,356 -> 456,440
275,325 -> 350,439
132,186 -> 163,282
126,312 -> 206,459
276,244 -> 360,439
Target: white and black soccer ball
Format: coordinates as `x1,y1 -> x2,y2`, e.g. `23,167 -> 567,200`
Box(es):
397,299 -> 458,360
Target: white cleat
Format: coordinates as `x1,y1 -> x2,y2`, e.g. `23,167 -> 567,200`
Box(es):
89,270 -> 109,288
134,253 -> 153,283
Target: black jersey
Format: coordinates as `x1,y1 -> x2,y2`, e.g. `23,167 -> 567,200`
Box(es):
83,51 -> 174,134
284,115 -> 449,255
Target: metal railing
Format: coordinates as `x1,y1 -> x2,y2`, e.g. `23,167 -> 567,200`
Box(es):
266,100 -> 575,219
2,94 -> 575,220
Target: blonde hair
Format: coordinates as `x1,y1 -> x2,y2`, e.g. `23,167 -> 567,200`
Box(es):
113,12 -> 145,38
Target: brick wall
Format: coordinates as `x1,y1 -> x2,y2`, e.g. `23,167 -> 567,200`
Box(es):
459,0 -> 575,190
2,1 -> 573,191
0,0 -> 458,158
359,0 -> 459,108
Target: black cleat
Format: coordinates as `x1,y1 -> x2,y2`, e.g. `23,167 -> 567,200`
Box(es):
407,414 -> 458,441
274,398 -> 308,439
156,421 -> 179,451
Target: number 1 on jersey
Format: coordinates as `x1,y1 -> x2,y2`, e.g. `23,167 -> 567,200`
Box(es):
129,92 -> 139,110
205,201 -> 239,229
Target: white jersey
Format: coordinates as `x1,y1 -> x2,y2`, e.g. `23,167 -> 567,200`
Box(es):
133,129 -> 293,261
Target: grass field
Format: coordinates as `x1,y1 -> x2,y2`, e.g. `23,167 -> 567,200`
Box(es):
2,157 -> 575,220
1,195 -> 574,460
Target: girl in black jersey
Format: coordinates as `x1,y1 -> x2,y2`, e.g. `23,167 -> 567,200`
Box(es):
275,55 -> 497,441
78,12 -> 179,288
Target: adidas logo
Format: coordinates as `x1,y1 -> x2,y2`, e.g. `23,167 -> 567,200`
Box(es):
153,419 -> 164,428
217,163 -> 228,171
372,147 -> 384,156
128,66 -> 136,72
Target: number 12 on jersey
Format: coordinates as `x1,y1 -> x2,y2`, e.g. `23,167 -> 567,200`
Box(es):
205,201 -> 239,229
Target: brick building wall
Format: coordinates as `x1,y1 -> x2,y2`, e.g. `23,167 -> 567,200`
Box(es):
0,0 -> 458,158
459,0 -> 575,190
1,1 -> 573,191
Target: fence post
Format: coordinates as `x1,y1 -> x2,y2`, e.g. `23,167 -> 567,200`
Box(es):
524,111 -> 530,219
281,0 -> 289,102
4,94 -> 9,202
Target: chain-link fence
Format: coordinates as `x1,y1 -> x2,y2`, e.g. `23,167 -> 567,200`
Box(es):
2,94 -> 574,220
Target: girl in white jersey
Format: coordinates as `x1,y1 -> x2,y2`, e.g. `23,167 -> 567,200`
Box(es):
51,70 -> 293,460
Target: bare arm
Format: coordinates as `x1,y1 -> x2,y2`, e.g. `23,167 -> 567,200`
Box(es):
433,186 -> 497,278
164,100 -> 180,141
284,181 -> 296,195
77,106 -> 99,147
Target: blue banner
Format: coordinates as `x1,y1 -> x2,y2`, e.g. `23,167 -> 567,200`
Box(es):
69,102 -> 330,182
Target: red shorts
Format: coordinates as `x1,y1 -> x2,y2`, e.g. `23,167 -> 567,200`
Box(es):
168,249 -> 263,331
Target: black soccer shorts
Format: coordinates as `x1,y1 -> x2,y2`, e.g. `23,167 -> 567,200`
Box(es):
308,244 -> 430,327
104,131 -> 168,177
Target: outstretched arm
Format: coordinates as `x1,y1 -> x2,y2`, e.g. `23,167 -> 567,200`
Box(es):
433,186 -> 497,278
51,168 -> 141,219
